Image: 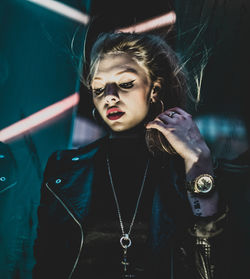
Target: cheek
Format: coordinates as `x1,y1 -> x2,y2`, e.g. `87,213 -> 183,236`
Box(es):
133,92 -> 150,108
128,95 -> 150,117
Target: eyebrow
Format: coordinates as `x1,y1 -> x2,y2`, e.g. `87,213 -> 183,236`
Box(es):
93,67 -> 138,80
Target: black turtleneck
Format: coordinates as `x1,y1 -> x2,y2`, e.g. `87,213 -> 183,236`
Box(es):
74,132 -> 156,279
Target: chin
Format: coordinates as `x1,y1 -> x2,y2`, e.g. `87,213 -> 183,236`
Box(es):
105,117 -> 145,133
110,125 -> 129,132
106,122 -> 131,132
109,122 -> 144,133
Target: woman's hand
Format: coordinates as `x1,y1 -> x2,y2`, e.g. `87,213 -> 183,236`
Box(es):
145,107 -> 213,177
146,107 -> 220,216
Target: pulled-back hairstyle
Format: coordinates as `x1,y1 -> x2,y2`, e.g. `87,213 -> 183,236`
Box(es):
82,32 -> 190,155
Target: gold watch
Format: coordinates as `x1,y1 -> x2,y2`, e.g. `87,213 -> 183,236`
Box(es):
186,174 -> 215,194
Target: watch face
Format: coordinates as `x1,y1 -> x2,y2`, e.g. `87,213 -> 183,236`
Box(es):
195,175 -> 214,193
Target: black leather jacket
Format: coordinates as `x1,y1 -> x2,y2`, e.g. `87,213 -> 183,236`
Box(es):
33,136 -> 228,279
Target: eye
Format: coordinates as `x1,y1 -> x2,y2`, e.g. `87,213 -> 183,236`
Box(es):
92,87 -> 104,96
119,80 -> 135,89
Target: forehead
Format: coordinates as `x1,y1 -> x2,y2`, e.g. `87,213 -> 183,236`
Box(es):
92,53 -> 149,81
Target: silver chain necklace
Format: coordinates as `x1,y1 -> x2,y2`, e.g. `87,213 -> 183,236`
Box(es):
106,155 -> 150,277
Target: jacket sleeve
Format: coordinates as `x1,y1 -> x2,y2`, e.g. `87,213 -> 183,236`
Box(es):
32,152 -> 75,279
188,206 -> 229,279
173,203 -> 229,279
33,152 -> 58,279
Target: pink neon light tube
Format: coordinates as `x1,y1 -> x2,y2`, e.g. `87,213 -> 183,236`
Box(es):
117,11 -> 176,33
0,93 -> 80,142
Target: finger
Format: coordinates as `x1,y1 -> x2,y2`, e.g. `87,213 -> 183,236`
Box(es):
145,119 -> 169,135
158,113 -> 176,123
169,107 -> 192,118
167,111 -> 178,118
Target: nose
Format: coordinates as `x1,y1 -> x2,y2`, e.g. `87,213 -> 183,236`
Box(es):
104,83 -> 119,104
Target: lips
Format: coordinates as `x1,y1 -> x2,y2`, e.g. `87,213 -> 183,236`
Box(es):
106,107 -> 125,120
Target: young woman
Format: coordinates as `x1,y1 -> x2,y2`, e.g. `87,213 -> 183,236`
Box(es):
33,32 -> 228,279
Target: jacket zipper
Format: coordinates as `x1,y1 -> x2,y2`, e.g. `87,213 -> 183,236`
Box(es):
45,182 -> 84,279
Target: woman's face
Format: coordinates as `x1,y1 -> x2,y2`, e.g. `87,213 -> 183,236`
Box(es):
91,53 -> 155,132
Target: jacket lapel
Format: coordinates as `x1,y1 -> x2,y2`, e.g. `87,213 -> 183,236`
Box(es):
45,139 -> 107,224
